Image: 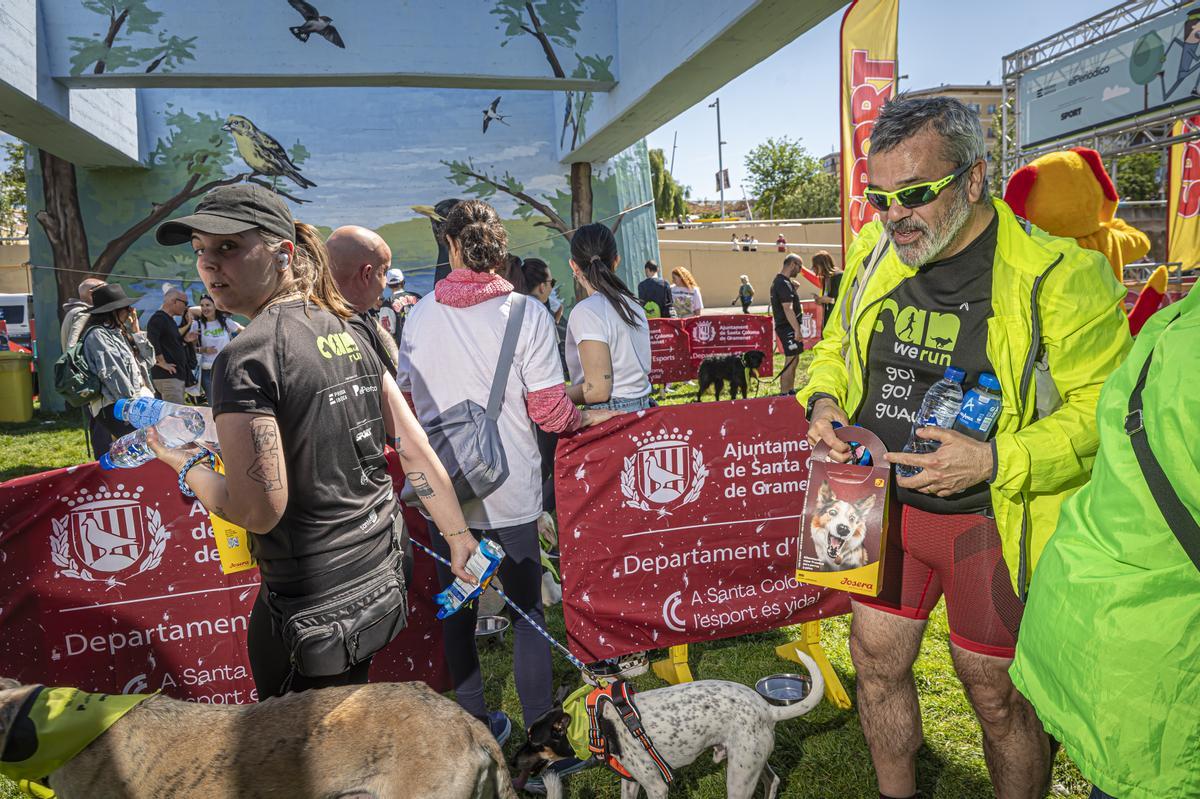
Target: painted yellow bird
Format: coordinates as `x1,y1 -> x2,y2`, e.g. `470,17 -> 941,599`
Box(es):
222,114 -> 316,189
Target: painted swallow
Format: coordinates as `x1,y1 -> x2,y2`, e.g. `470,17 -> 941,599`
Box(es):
482,96 -> 509,133
288,0 -> 345,48
222,115 -> 316,189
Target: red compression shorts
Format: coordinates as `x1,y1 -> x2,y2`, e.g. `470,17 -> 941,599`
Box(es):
855,503 -> 1024,659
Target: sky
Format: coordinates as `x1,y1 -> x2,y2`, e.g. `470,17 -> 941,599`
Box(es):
646,0 -> 1113,203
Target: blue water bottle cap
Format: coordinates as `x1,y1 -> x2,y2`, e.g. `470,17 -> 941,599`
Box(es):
98,453 -> 116,470
979,372 -> 1001,392
944,366 -> 966,382
113,398 -> 128,422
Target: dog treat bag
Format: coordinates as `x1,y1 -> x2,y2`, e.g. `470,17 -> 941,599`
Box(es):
210,456 -> 256,575
796,426 -> 889,597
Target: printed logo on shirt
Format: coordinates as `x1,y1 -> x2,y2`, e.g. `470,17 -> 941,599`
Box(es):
316,331 -> 362,362
875,300 -> 960,367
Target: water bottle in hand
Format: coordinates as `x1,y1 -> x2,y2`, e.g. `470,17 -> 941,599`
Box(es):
99,412 -> 207,470
953,373 -> 1002,441
896,365 -> 965,478
114,397 -> 219,452
435,538 -> 505,619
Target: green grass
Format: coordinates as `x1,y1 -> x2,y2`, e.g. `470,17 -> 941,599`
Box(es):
0,357 -> 1091,798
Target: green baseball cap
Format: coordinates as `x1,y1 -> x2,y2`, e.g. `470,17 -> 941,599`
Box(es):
156,184 -> 296,246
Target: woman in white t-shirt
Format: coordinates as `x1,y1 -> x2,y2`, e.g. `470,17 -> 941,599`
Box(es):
566,224 -> 652,413
397,200 -> 612,744
191,294 -> 242,401
670,266 -> 704,318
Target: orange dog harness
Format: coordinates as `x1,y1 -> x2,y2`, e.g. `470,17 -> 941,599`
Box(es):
585,680 -> 673,785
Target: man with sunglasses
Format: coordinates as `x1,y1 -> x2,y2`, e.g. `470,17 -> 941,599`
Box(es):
146,287 -> 194,404
798,96 -> 1130,799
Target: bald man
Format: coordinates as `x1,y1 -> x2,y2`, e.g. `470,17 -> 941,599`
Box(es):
326,225 -> 399,375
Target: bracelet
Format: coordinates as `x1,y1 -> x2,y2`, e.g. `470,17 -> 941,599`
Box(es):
443,528 -> 471,538
178,450 -> 217,498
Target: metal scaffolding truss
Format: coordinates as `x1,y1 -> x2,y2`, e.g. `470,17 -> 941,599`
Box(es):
1000,0 -> 1191,183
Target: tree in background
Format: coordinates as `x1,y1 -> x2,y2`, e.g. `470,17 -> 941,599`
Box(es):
68,0 -> 196,75
0,142 -> 26,238
744,137 -> 838,219
648,148 -> 687,221
1115,151 -> 1163,201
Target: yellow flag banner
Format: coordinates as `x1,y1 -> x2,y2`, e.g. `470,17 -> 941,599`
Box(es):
1167,115 -> 1200,271
840,0 -> 899,254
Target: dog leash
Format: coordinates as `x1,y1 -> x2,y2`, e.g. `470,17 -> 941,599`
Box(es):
410,538 -> 600,681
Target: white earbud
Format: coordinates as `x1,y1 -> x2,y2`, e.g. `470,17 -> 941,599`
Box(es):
276,252 -> 290,270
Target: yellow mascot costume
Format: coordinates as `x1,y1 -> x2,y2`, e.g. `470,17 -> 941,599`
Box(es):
1003,147 -> 1150,282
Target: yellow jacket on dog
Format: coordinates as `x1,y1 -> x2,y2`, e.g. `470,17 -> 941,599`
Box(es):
1,687 -> 150,795
798,199 -> 1131,600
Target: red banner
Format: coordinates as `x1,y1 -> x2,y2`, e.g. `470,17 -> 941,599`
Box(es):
648,315 -> 776,383
0,459 -> 447,701
555,397 -> 851,662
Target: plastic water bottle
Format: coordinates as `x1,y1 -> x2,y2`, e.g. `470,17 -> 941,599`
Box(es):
435,538 -> 505,619
114,397 -> 219,451
953,373 -> 1002,441
99,412 -> 207,470
895,365 -> 965,478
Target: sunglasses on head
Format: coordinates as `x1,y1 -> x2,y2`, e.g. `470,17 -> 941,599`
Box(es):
864,162 -> 974,212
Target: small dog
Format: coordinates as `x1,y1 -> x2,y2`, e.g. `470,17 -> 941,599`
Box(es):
0,678 -> 516,799
809,481 -> 875,571
512,650 -> 825,799
695,350 -> 767,402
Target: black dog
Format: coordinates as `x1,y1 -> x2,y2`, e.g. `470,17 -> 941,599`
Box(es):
696,350 -> 766,402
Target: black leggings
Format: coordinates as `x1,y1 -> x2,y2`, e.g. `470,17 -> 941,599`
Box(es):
430,519 -> 552,728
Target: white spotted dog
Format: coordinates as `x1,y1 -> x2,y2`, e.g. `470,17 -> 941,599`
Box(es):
513,650 -> 825,799
809,481 -> 874,572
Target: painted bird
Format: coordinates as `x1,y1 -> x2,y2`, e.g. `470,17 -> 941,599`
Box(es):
482,96 -> 509,133
288,0 -> 345,48
222,115 -> 317,189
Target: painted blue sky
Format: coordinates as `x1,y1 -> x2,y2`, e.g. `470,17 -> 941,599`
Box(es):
141,86 -> 567,230
648,0 -> 1114,199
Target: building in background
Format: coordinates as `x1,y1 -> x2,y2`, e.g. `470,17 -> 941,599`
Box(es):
821,150 -> 841,179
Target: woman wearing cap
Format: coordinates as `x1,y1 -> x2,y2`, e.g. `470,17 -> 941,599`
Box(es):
148,184 -> 478,698
80,283 -> 156,439
398,200 -> 614,745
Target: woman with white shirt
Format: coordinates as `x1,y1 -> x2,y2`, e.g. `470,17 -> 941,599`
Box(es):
397,201 -> 612,744
565,224 -> 652,412
192,294 -> 242,401
670,266 -> 704,318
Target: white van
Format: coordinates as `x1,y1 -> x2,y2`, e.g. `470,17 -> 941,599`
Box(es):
0,293 -> 34,345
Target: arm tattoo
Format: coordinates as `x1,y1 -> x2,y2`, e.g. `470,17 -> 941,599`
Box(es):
391,436 -> 408,458
247,418 -> 284,492
406,472 -> 435,499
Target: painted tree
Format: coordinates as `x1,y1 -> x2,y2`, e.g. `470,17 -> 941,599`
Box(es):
443,158 -> 571,237
68,0 -> 196,75
492,0 -> 611,153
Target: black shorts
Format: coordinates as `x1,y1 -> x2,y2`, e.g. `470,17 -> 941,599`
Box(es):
776,326 -> 802,356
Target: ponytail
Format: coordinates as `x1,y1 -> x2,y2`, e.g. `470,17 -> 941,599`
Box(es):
571,223 -> 640,327
260,221 -> 354,320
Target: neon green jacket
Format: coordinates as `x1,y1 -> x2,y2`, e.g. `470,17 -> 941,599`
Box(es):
1011,288 -> 1200,799
797,199 -> 1130,598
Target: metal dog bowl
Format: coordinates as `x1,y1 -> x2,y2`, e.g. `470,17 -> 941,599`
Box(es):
755,673 -> 813,706
475,614 -> 510,643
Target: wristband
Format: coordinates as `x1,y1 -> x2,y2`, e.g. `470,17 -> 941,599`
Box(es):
178,450 -> 216,498
805,392 -> 839,421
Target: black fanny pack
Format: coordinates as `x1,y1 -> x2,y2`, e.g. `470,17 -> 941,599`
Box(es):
266,514 -> 409,679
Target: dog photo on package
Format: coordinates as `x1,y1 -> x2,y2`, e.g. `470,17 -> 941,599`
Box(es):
797,426 -> 890,596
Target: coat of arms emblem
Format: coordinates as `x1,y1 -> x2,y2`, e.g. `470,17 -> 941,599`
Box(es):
51,484 -> 168,585
621,428 -> 708,516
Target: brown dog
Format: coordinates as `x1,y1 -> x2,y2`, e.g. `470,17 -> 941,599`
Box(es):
0,678 -> 516,799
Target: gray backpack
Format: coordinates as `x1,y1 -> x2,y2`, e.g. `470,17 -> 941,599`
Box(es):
401,293 -> 527,506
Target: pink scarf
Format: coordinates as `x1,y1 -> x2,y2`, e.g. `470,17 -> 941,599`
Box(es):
434,269 -> 513,308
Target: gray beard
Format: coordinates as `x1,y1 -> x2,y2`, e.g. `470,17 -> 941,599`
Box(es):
886,187 -> 972,267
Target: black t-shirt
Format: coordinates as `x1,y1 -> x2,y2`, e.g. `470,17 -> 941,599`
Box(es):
637,277 -> 673,316
212,300 -> 395,582
147,310 -> 188,380
348,312 -> 398,377
858,213 -> 999,514
770,273 -> 801,331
